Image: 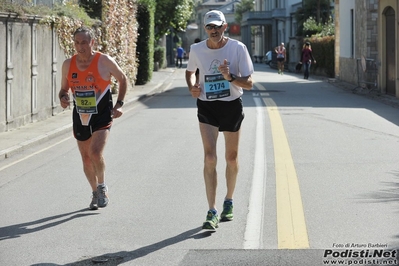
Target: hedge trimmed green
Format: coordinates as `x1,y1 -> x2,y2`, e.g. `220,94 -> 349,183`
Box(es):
136,0 -> 155,85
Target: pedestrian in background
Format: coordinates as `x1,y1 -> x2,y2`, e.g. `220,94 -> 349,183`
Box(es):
59,26 -> 127,210
300,41 -> 316,79
176,45 -> 185,68
185,10 -> 254,230
274,42 -> 286,74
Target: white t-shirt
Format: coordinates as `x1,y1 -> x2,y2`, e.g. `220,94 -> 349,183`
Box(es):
187,38 -> 254,101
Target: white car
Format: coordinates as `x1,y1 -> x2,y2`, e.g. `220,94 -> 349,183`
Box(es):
264,51 -> 272,64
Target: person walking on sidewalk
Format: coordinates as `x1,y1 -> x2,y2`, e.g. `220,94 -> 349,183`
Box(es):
185,10 -> 254,230
176,45 -> 185,68
275,42 -> 286,74
300,41 -> 316,79
59,26 -> 127,210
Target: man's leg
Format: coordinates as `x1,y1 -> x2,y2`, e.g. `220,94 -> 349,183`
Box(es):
77,129 -> 109,189
199,122 -> 219,211
223,130 -> 240,200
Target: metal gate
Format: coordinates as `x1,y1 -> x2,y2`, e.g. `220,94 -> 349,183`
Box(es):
353,56 -> 378,93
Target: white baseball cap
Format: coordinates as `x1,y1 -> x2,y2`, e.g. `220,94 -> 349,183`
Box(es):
204,10 -> 225,26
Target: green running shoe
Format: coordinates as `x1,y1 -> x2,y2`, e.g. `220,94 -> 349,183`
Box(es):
220,201 -> 233,221
202,211 -> 219,230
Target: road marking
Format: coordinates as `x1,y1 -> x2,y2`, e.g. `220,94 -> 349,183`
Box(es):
244,95 -> 267,249
0,137 -> 71,172
257,81 -> 309,249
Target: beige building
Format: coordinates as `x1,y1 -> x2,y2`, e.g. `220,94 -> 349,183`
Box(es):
335,0 -> 398,97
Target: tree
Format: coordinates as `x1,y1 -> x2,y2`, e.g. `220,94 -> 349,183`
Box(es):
295,0 -> 332,36
154,0 -> 194,42
234,0 -> 254,24
303,16 -> 334,37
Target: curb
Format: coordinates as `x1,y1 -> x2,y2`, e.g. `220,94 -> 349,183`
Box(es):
0,68 -> 176,160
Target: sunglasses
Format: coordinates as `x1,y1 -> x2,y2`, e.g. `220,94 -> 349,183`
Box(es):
205,25 -> 223,30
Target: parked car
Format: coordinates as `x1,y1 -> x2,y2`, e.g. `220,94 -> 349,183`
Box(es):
264,51 -> 272,64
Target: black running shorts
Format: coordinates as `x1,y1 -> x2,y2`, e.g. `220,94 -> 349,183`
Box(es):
72,108 -> 112,141
197,98 -> 244,132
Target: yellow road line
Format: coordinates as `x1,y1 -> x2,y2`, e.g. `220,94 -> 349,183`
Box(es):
255,82 -> 309,249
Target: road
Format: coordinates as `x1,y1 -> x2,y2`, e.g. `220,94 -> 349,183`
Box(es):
1,65 -> 399,266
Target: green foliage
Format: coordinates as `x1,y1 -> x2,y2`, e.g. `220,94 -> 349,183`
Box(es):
135,0 -> 155,85
303,16 -> 334,37
154,0 -> 194,41
101,0 -> 139,88
295,0 -> 332,36
79,0 -> 102,19
2,0 -> 139,90
304,36 -> 335,77
234,0 -> 254,24
0,0 -> 94,24
154,46 -> 166,69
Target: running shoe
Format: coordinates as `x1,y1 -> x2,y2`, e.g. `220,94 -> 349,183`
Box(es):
202,210 -> 219,230
97,185 -> 109,208
89,191 -> 98,210
220,201 -> 234,221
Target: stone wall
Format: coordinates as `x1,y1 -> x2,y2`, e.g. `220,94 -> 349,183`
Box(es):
336,0 -> 380,88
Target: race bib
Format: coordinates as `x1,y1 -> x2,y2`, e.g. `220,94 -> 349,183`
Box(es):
204,73 -> 231,99
75,90 -> 98,114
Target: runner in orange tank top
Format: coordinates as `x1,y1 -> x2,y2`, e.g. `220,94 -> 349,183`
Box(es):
58,26 -> 127,210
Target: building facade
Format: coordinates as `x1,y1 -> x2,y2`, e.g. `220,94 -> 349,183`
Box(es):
335,0 -> 398,97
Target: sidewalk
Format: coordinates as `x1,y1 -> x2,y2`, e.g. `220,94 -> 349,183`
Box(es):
0,67 -> 176,161
1,63 -> 398,161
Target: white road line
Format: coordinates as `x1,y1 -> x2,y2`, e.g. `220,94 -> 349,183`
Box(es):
0,137 -> 71,172
243,93 -> 267,249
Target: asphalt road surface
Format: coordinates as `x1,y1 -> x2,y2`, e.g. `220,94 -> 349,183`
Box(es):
1,65 -> 399,266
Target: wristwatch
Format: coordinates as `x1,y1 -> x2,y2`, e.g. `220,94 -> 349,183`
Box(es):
116,100 -> 124,107
228,74 -> 236,82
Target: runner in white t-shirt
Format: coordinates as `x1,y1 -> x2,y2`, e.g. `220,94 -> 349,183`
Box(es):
185,10 -> 254,231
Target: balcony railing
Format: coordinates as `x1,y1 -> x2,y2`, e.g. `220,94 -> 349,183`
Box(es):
242,11 -> 272,21
272,8 -> 286,19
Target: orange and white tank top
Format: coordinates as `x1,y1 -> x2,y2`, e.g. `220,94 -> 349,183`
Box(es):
67,52 -> 111,125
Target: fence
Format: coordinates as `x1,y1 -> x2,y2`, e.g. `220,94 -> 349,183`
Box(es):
353,56 -> 378,93
6,0 -> 68,7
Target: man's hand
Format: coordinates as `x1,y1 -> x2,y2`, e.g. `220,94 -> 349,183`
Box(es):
218,59 -> 231,81
111,106 -> 123,118
190,83 -> 201,98
60,94 -> 70,109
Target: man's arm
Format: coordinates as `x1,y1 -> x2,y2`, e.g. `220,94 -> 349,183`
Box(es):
185,70 -> 201,98
219,59 -> 253,90
229,75 -> 253,90
106,56 -> 127,105
59,59 -> 71,109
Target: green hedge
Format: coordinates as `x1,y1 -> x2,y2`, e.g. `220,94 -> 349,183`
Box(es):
304,36 -> 335,78
135,0 -> 155,85
154,46 -> 166,69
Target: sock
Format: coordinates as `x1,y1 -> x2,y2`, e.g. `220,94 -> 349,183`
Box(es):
98,182 -> 105,187
224,198 -> 233,204
210,209 -> 217,215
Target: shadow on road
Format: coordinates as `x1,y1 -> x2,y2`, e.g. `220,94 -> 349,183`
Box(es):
31,226 -> 213,265
0,209 -> 98,241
